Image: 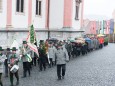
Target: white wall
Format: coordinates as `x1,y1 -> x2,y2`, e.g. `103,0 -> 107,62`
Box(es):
32,0 -> 46,29
0,0 -> 7,28
12,0 -> 28,29
72,1 -> 82,30
49,0 -> 64,29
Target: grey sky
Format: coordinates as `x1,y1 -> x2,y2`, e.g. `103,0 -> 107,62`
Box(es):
84,0 -> 115,19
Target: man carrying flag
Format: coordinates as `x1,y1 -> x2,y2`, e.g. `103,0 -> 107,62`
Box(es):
20,40 -> 32,78
26,24 -> 39,66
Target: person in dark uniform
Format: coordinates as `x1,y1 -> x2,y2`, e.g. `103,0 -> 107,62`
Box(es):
4,48 -> 11,77
71,43 -> 76,58
8,47 -> 19,86
38,44 -> 46,71
21,41 -> 31,78
76,43 -> 81,56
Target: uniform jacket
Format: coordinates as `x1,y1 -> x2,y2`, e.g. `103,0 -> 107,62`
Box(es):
48,46 -> 55,61
8,53 -> 19,66
0,54 -> 6,73
21,46 -> 32,62
65,43 -> 72,52
55,48 -> 69,65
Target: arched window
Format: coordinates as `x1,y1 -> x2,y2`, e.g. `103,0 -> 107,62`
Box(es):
75,0 -> 82,20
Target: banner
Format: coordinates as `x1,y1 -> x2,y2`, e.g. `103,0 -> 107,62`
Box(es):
26,25 -> 39,57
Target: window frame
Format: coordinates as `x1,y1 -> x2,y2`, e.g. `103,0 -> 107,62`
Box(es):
0,0 -> 2,13
35,0 -> 42,17
16,0 -> 25,14
75,0 -> 81,20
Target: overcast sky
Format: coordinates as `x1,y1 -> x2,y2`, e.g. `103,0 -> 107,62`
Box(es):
84,0 -> 115,19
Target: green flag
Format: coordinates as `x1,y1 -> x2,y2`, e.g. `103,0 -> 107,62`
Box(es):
30,25 -> 35,44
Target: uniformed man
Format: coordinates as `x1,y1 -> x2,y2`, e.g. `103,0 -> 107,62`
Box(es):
38,44 -> 47,71
21,40 -> 31,78
8,47 -> 19,86
4,48 -> 11,77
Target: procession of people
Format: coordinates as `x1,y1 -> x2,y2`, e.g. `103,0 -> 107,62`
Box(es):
0,35 -> 108,86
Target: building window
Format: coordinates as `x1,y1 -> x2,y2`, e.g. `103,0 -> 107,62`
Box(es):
16,0 -> 24,13
36,0 -> 42,16
75,0 -> 81,20
0,0 -> 2,12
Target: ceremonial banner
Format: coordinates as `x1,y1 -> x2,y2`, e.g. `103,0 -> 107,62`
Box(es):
26,25 -> 39,57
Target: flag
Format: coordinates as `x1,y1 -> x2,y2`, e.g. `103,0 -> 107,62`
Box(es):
26,25 -> 39,57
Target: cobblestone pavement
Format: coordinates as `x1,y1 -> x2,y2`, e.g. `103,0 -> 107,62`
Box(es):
3,44 -> 115,86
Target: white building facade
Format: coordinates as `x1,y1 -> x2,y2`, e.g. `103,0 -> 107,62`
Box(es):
0,0 -> 84,48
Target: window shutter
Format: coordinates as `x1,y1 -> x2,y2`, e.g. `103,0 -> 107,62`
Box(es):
36,0 -> 38,15
75,0 -> 79,20
0,0 -> 2,11
39,1 -> 41,15
16,0 -> 20,12
21,0 -> 24,12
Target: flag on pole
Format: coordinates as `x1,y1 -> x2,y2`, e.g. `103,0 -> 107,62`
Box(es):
26,25 -> 39,57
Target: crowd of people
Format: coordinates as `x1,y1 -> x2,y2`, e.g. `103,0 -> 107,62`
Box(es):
0,36 -> 108,86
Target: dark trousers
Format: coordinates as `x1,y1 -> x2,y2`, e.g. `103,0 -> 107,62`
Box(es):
99,44 -> 103,48
10,71 -> 19,85
4,64 -> 8,77
39,59 -> 46,71
68,52 -> 71,59
33,57 -> 37,66
34,57 -> 37,66
0,73 -> 3,86
4,59 -> 8,77
23,62 -> 30,77
31,57 -> 36,66
49,58 -> 54,67
57,64 -> 66,79
77,50 -> 81,56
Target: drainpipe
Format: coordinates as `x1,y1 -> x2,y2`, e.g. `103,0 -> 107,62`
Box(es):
48,0 -> 50,39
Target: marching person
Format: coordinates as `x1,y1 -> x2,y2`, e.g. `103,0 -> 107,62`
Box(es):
65,42 -> 72,59
4,48 -> 11,77
38,44 -> 47,71
55,43 -> 69,80
8,47 -> 19,86
21,40 -> 32,78
0,46 -> 6,86
48,42 -> 55,68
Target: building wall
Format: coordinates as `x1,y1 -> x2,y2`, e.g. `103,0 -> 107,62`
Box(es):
12,0 -> 28,29
32,0 -> 46,29
0,0 -> 7,28
49,0 -> 64,29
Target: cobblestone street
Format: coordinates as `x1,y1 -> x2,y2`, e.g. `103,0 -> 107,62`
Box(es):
3,44 -> 115,86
